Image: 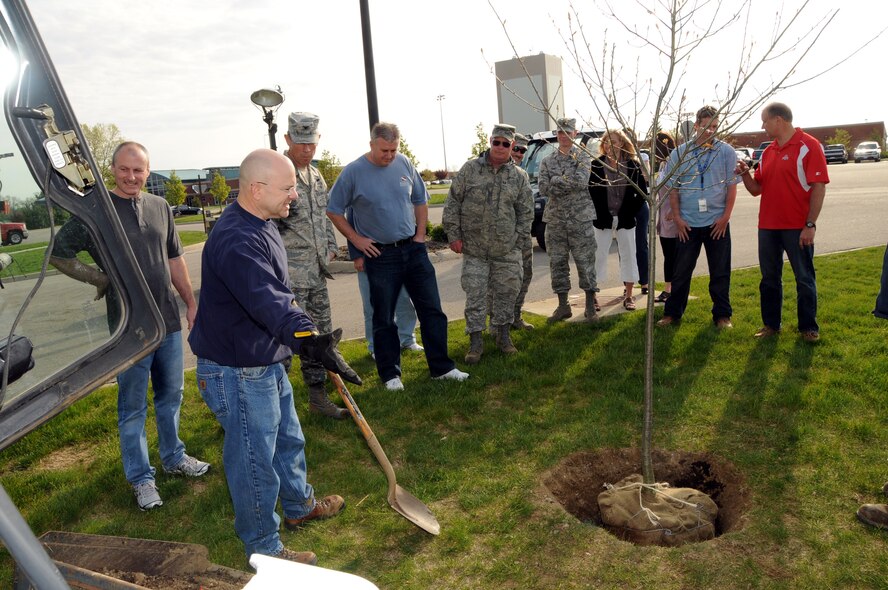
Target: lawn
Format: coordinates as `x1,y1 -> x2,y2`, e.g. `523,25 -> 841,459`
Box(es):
0,247 -> 886,588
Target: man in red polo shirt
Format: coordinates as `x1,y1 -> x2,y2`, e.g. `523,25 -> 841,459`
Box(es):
736,102 -> 829,342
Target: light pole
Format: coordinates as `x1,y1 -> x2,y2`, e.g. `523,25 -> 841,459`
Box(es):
436,94 -> 448,174
250,86 -> 285,151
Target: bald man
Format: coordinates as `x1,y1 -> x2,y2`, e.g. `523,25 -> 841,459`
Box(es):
189,149 -> 358,566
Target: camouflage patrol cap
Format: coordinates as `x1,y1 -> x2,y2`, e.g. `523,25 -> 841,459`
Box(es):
513,133 -> 529,148
556,117 -> 577,133
287,112 -> 320,144
490,124 -> 516,142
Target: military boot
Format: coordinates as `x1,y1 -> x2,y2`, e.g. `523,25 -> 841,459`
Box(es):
464,332 -> 484,365
547,293 -> 572,323
584,290 -> 600,323
494,325 -> 518,354
308,383 -> 349,420
511,309 -> 535,330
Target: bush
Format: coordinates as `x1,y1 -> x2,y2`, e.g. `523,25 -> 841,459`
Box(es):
426,222 -> 448,243
13,199 -> 71,229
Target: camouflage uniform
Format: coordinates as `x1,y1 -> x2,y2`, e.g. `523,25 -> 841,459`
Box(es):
444,153 -> 533,333
539,145 -> 597,293
276,159 -> 337,385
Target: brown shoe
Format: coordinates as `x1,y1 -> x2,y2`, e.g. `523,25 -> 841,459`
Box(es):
715,317 -> 733,329
271,548 -> 318,566
754,326 -> 779,339
284,495 -> 345,530
511,318 -> 535,331
656,316 -> 677,327
857,503 -> 888,530
801,330 -> 820,343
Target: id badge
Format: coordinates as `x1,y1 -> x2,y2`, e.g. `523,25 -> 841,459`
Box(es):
698,198 -> 708,213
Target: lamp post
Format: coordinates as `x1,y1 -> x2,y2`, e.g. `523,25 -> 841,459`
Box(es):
436,94 -> 448,174
250,86 -> 285,151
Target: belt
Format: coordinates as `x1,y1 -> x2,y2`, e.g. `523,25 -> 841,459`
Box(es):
373,238 -> 413,249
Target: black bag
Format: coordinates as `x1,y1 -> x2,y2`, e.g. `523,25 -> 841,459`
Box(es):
0,334 -> 35,385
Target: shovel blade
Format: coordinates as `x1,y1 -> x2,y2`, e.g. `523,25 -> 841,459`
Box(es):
389,484 -> 441,536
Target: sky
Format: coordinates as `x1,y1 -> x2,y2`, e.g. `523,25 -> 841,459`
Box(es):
10,0 -> 888,177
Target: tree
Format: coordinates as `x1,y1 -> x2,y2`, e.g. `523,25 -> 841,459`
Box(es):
398,136 -> 420,169
208,171 -> 230,212
163,171 -> 186,207
469,122 -> 487,159
493,1 -> 880,487
317,150 -> 342,188
80,122 -> 124,188
825,129 -> 852,152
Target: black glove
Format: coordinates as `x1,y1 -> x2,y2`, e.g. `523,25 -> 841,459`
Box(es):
298,328 -> 362,385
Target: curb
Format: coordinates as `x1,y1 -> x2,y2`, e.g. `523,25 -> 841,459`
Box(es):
328,247 -> 461,274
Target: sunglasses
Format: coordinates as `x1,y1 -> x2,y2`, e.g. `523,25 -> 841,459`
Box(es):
491,139 -> 511,147
512,146 -> 527,154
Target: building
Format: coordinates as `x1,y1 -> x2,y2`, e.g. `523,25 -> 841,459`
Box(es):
495,53 -> 565,136
727,121 -> 886,150
146,168 -> 239,205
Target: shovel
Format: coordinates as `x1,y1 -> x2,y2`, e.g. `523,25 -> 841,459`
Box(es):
327,371 -> 440,535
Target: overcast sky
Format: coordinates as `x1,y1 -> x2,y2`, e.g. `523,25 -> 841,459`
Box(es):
15,0 -> 888,175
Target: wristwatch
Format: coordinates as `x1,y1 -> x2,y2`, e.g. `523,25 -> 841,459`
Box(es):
805,221 -> 816,229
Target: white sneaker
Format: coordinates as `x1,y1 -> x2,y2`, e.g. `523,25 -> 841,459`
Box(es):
133,481 -> 163,511
384,377 -> 404,391
433,368 -> 469,382
402,342 -> 424,352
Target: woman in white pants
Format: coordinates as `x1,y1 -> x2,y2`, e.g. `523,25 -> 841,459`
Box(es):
588,130 -> 648,310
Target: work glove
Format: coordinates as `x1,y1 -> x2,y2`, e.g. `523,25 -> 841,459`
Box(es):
297,328 -> 362,385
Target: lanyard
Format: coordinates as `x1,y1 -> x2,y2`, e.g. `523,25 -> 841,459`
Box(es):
694,145 -> 715,188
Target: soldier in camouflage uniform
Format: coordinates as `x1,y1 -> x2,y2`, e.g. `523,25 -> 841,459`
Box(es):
444,124 -> 533,364
509,132 -> 535,330
538,117 -> 599,323
276,112 -> 348,420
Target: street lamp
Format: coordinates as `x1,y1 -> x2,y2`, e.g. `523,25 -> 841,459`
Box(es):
436,94 -> 448,174
250,86 -> 285,151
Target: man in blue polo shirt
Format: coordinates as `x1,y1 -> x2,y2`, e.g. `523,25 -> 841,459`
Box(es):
657,105 -> 740,329
327,122 -> 468,391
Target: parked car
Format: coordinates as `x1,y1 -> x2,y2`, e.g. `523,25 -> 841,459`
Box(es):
734,148 -> 754,168
752,141 -> 772,166
521,127 -> 606,250
170,203 -> 202,216
853,141 -> 881,163
823,144 -> 848,164
0,221 -> 28,245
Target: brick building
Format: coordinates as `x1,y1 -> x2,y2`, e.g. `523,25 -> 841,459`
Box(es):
727,121 -> 886,151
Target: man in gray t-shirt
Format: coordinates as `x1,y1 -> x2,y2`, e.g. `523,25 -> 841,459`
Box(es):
327,122 -> 469,391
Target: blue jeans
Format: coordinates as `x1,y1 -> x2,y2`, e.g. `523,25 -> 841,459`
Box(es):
357,270 -> 419,354
196,359 -> 315,558
664,225 -> 732,321
758,229 -> 818,332
365,241 -> 455,382
635,201 -> 650,286
117,331 -> 185,485
874,244 -> 888,320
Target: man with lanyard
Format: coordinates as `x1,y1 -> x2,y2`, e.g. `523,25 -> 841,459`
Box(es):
327,122 -> 468,391
735,102 -> 828,342
657,105 -> 739,328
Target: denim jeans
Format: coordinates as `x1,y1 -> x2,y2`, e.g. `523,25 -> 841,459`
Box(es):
117,331 -> 185,485
758,229 -> 818,332
356,270 -> 418,354
365,241 -> 455,382
875,244 -> 888,320
196,359 -> 315,558
664,225 -> 732,321
635,201 -> 650,286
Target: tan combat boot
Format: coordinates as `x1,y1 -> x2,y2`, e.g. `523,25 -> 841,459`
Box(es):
511,309 -> 535,330
547,293 -> 572,323
464,332 -> 484,364
584,290 -> 600,323
494,325 -> 518,354
308,383 -> 349,420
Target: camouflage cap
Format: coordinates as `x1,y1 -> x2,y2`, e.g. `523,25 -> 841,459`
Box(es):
556,117 -> 577,133
491,124 -> 516,142
513,133 -> 529,148
287,112 -> 320,144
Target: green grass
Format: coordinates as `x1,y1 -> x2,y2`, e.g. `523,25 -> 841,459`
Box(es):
428,189 -> 449,205
1,247 -> 887,588
0,231 -> 207,278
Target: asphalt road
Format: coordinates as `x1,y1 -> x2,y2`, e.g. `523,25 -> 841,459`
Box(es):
5,160 -> 887,374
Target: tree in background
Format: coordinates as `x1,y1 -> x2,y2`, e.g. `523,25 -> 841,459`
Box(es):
317,150 -> 342,188
80,123 -> 123,188
398,136 -> 420,169
469,123 -> 487,159
825,129 -> 853,152
209,171 -> 230,213
867,130 -> 885,151
163,171 -> 186,207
